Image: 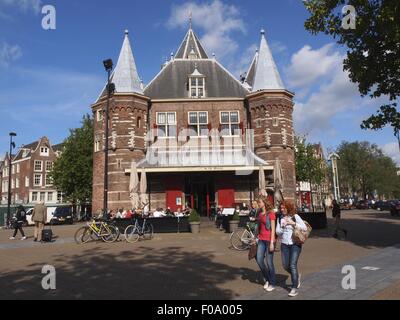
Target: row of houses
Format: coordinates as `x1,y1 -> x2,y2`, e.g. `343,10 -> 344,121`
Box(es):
0,137 -> 65,206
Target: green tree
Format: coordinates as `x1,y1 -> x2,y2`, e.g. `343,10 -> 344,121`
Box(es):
51,115 -> 94,205
336,141 -> 400,198
295,137 -> 326,186
303,0 -> 400,142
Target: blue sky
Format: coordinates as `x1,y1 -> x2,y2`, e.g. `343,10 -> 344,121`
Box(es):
0,0 -> 398,162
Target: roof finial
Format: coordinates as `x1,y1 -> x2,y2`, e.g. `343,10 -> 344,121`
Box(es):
189,11 -> 192,29
125,29 -> 129,35
260,28 -> 265,36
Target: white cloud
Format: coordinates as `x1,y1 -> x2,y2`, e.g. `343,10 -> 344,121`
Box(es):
382,142 -> 400,165
286,43 -> 342,88
0,42 -> 22,67
167,0 -> 246,59
229,43 -> 257,80
292,44 -> 364,136
0,0 -> 42,14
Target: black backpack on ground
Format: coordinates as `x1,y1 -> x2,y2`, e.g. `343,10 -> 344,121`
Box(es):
41,226 -> 53,243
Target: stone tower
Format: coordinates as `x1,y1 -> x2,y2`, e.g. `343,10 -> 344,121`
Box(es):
91,30 -> 149,213
245,30 -> 296,201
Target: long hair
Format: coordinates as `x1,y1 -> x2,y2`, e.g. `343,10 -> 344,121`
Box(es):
282,200 -> 296,216
258,195 -> 274,212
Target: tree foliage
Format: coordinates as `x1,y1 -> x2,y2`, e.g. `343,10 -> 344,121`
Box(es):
51,115 -> 94,204
336,141 -> 400,198
295,137 -> 327,185
303,0 -> 400,137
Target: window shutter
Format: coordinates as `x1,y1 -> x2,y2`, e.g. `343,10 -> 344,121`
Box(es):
239,122 -> 244,135
208,123 -> 212,131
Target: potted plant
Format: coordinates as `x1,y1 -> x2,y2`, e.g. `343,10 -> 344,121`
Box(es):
229,211 -> 240,233
188,209 -> 201,234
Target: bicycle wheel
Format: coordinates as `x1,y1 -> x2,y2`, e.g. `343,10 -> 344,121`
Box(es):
230,228 -> 253,251
101,224 -> 120,243
74,227 -> 91,244
143,223 -> 154,240
124,225 -> 140,243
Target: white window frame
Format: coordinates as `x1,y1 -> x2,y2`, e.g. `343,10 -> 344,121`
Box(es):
94,135 -> 101,153
31,192 -> 38,203
34,174 -> 42,187
15,178 -> 19,189
47,192 -> 53,203
156,112 -> 177,138
220,111 -> 241,137
34,160 -> 43,172
12,165 -> 15,174
45,161 -> 53,172
97,109 -> 104,122
16,163 -> 20,173
25,177 -> 29,187
188,77 -> 206,98
11,179 -> 15,189
188,111 -> 209,138
40,147 -> 49,157
40,192 -> 46,203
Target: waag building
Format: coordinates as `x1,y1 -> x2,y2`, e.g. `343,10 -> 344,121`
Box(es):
91,25 -> 296,216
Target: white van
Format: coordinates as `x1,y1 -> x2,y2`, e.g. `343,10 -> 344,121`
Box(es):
25,207 -> 56,226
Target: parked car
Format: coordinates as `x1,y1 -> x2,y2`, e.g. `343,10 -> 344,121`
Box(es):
25,207 -> 56,226
340,200 -> 354,210
390,201 -> 400,216
356,200 -> 370,210
372,201 -> 392,212
50,206 -> 74,225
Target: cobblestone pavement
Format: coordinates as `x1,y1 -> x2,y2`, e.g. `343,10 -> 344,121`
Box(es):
0,210 -> 399,300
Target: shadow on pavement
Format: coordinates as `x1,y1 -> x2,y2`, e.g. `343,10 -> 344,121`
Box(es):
310,213 -> 400,249
0,246 -> 246,300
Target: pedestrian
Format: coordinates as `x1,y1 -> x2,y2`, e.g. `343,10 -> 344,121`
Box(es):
332,200 -> 347,239
31,201 -> 47,242
255,195 -> 277,292
276,201 -> 308,297
9,205 -> 27,241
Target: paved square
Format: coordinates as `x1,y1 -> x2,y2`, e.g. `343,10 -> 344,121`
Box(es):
0,210 -> 399,300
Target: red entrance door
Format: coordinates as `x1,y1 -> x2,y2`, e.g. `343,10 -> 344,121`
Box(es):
166,176 -> 183,212
218,176 -> 235,207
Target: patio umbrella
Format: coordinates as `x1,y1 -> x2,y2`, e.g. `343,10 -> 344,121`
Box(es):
129,161 -> 140,209
258,166 -> 267,196
140,170 -> 148,207
274,160 -> 284,204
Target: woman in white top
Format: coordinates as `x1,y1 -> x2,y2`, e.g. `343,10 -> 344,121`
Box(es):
276,201 -> 308,297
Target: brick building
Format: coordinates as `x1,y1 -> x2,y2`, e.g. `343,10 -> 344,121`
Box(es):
0,137 -> 64,205
91,26 -> 296,215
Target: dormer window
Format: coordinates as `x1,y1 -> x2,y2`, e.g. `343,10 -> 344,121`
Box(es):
40,147 -> 49,156
188,67 -> 206,98
188,48 -> 198,60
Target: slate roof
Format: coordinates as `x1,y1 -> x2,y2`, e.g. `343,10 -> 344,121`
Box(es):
175,28 -> 209,60
144,59 -> 249,99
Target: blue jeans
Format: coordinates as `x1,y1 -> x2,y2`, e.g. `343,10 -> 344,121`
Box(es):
256,240 -> 276,286
281,243 -> 302,289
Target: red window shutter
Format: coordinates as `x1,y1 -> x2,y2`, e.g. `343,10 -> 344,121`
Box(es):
153,124 -> 158,130
239,122 -> 244,135
218,124 -> 222,132
208,123 -> 212,131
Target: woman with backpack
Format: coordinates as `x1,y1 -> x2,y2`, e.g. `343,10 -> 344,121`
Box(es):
255,196 -> 277,292
9,205 -> 27,241
276,201 -> 308,297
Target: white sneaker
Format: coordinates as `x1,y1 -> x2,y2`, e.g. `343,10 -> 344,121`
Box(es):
9,237 -> 16,240
297,274 -> 301,289
263,282 -> 269,290
21,237 -> 27,241
288,289 -> 299,297
266,285 -> 275,292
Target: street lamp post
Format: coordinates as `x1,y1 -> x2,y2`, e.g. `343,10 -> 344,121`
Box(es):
329,153 -> 341,201
103,59 -> 114,219
7,132 -> 17,227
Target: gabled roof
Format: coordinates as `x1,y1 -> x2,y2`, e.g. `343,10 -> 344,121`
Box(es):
247,30 -> 285,92
175,27 -> 209,60
97,30 -> 143,101
144,59 -> 249,99
52,143 -> 64,152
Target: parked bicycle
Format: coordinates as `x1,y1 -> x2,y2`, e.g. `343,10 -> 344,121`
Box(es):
230,222 -> 256,251
124,217 -> 154,243
74,219 -> 120,244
